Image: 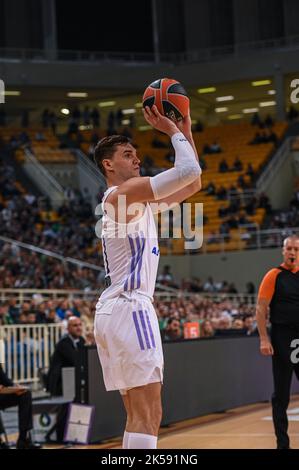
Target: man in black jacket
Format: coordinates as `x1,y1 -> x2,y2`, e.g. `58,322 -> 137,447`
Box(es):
47,317 -> 85,396
0,365 -> 41,449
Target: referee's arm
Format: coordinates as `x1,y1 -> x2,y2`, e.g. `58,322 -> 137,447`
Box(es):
256,269 -> 279,356
256,298 -> 274,355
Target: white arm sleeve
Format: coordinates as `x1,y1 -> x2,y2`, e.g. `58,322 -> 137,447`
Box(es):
149,132 -> 202,200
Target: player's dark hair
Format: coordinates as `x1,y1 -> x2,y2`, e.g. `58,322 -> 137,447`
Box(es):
94,135 -> 131,176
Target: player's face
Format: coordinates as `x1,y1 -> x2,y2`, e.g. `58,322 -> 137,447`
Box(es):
111,143 -> 141,180
282,239 -> 299,268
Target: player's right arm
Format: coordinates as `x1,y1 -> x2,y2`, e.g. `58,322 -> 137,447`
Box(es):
108,106 -> 201,208
256,268 -> 279,356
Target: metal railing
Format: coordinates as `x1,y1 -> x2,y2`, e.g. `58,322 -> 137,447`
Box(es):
0,235 -> 104,273
256,137 -> 292,191
201,226 -> 299,253
0,324 -> 63,384
2,33 -> 299,65
74,149 -> 106,209
0,288 -> 101,304
23,148 -> 65,208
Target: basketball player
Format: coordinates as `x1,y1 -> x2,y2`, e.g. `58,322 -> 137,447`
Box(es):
93,105 -> 202,449
256,235 -> 299,449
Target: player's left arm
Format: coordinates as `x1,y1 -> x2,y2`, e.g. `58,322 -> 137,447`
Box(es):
149,114 -> 201,210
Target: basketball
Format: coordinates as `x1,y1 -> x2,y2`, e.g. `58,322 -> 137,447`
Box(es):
142,78 -> 189,121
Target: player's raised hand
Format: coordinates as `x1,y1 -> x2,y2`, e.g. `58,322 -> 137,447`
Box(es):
143,105 -> 179,137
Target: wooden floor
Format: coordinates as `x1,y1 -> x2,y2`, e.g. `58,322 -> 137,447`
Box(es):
7,397 -> 299,449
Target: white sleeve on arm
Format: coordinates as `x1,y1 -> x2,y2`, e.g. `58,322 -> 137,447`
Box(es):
149,132 -> 201,200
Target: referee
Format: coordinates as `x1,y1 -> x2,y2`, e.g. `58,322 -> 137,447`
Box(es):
256,235 -> 299,449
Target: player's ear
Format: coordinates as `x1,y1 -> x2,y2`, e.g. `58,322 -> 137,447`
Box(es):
103,158 -> 113,174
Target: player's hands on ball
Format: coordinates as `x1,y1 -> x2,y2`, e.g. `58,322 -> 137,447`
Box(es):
143,105 -> 179,137
260,338 -> 274,356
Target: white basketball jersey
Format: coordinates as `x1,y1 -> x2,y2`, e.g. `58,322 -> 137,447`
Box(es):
99,186 -> 160,301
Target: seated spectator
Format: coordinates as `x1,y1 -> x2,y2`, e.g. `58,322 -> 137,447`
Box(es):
218,206 -> 228,218
246,282 -> 256,295
243,314 -> 258,335
35,131 -> 46,141
251,112 -> 261,127
249,132 -> 263,145
205,182 -> 216,196
210,140 -> 222,153
199,156 -> 207,170
237,175 -> 248,190
228,282 -> 238,294
245,196 -> 257,216
264,114 -> 274,128
0,303 -> 13,325
157,265 -> 178,288
206,231 -> 218,244
162,317 -> 183,341
238,212 -> 250,226
232,318 -> 245,329
258,192 -> 272,214
267,129 -> 278,145
201,320 -> 215,338
216,186 -> 228,200
0,365 -> 41,448
219,158 -> 229,173
246,163 -> 256,182
219,221 -> 230,240
226,216 -> 239,229
202,143 -> 211,154
8,297 -> 20,323
194,120 -> 204,132
232,156 -> 243,172
47,317 -> 85,396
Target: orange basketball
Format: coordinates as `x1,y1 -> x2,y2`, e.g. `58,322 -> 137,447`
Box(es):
142,78 -> 189,121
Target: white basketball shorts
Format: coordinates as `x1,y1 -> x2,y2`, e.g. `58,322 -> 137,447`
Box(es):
94,292 -> 164,394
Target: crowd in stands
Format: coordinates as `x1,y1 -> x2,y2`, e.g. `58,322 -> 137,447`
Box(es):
0,289 -> 258,341
0,258 -> 258,342
266,190 -> 299,231
0,152 -> 101,267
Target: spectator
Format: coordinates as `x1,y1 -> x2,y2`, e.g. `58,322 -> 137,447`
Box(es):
210,140 -> 222,153
216,186 -> 228,200
201,319 -> 215,338
162,317 -> 183,341
251,112 -> 261,127
232,156 -> 243,172
91,108 -> 100,128
83,106 -> 91,126
0,365 -> 41,448
205,182 -> 216,196
47,317 -> 85,396
219,158 -> 229,173
243,314 -> 257,336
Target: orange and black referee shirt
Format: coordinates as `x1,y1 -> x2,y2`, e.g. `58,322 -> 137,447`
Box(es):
258,263 -> 299,325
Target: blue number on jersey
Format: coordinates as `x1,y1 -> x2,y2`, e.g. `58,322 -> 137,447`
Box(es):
152,247 -> 160,256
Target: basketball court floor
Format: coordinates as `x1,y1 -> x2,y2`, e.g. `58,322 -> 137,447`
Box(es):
4,396 -> 299,449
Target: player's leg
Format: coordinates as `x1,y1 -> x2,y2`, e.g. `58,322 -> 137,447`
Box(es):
125,381 -> 162,449
121,392 -> 132,449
